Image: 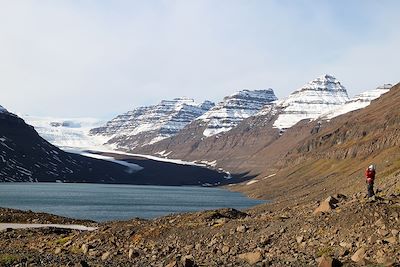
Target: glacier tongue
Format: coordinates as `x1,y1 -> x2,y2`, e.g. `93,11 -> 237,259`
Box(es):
21,115 -> 108,150
90,97 -> 215,149
199,89 -> 278,137
320,84 -> 392,120
271,74 -> 349,130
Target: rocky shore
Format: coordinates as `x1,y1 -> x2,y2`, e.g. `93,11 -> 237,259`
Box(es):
1,190 -> 399,266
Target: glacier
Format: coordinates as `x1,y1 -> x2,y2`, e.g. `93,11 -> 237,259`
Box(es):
21,115 -> 109,150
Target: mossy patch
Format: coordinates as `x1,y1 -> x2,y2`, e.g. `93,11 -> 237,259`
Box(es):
55,235 -> 73,245
0,254 -> 21,266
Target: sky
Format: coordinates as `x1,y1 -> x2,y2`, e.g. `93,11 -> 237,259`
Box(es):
0,0 -> 399,118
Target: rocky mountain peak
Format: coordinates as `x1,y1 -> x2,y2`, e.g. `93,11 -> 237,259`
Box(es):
198,89 -> 278,137
89,97 -> 215,150
271,74 -> 349,130
294,74 -> 347,95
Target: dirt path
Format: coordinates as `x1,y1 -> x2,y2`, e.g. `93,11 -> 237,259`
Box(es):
0,223 -> 97,231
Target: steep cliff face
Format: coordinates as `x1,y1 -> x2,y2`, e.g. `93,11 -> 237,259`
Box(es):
90,98 -> 214,150
198,89 -> 278,136
270,74 -> 349,130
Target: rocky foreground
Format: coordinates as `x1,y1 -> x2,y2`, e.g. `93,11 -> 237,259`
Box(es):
0,191 -> 399,267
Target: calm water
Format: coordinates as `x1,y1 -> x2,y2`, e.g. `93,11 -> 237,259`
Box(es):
0,183 -> 264,222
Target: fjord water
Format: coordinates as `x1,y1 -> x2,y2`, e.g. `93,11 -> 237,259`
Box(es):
0,183 -> 263,222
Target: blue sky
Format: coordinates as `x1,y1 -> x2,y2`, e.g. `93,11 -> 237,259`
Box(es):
0,0 -> 399,118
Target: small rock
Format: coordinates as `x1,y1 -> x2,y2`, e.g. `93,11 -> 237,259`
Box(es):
325,196 -> 339,205
165,261 -> 178,267
77,261 -> 89,267
238,251 -> 262,264
222,246 -> 230,254
54,247 -> 62,254
181,255 -> 195,267
63,240 -> 72,247
296,236 -> 304,244
317,256 -> 341,267
101,252 -> 111,261
375,218 -> 386,227
81,244 -> 89,255
391,229 -> 399,236
236,225 -> 247,233
384,236 -> 397,244
351,247 -> 366,263
339,242 -> 352,249
377,256 -> 396,267
314,199 -> 335,214
129,248 -> 139,259
184,245 -> 194,251
377,229 -> 389,236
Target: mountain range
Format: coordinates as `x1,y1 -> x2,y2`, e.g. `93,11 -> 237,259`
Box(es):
2,74 -> 397,194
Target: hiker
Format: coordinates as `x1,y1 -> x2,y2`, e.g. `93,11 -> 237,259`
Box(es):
365,164 -> 376,197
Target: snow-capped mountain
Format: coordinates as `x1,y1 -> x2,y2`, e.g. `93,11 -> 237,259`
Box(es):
21,115 -> 107,149
90,97 -> 215,150
268,74 -> 349,130
199,89 -> 277,136
321,84 -> 392,119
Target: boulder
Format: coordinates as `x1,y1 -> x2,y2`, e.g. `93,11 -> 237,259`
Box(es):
236,225 -> 248,233
101,251 -> 111,261
313,196 -> 338,214
221,246 -> 230,254
351,247 -> 366,263
181,255 -> 196,267
54,247 -> 62,254
129,248 -> 139,259
296,236 -> 304,244
238,251 -> 262,264
384,237 -> 397,244
377,256 -> 396,267
165,261 -> 178,267
317,256 -> 341,267
81,244 -> 89,255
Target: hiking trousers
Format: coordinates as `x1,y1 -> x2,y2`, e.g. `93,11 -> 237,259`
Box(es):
367,182 -> 374,197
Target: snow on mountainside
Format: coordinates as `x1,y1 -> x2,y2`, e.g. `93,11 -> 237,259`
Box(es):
270,74 -> 349,130
0,105 -> 7,113
21,115 -> 108,149
199,89 -> 277,137
320,84 -> 392,120
90,97 -> 215,150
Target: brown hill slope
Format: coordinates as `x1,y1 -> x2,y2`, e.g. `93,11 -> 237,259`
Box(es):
234,82 -> 400,203
133,109 -> 281,174
135,83 -> 400,204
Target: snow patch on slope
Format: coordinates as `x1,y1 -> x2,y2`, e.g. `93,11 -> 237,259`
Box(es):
321,84 -> 392,119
